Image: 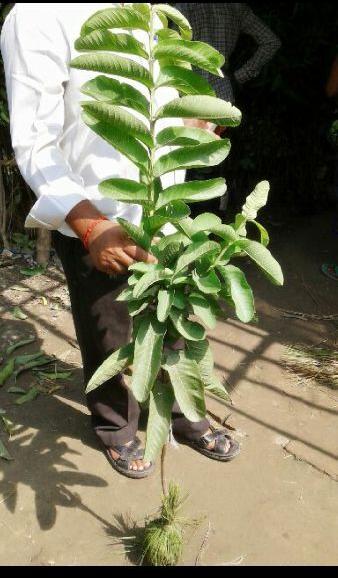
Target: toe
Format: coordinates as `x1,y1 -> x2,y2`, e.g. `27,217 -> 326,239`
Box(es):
136,460 -> 144,471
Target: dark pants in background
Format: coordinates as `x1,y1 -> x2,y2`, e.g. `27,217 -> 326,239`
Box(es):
53,231 -> 209,449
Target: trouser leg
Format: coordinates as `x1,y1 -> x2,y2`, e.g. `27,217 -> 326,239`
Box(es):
171,401 -> 209,441
52,231 -> 140,447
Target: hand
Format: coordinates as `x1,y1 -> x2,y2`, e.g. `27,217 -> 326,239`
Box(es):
88,220 -> 157,275
183,118 -> 220,138
65,200 -> 157,275
183,118 -> 215,131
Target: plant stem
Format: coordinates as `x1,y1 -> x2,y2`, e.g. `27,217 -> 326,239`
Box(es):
147,7 -> 156,211
160,444 -> 168,497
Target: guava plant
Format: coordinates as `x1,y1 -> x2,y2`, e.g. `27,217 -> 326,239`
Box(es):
70,3 -> 284,463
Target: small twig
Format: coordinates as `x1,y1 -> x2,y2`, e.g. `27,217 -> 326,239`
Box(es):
195,521 -> 211,566
160,444 -> 168,497
273,307 -> 338,321
66,338 -> 80,350
301,275 -> 321,308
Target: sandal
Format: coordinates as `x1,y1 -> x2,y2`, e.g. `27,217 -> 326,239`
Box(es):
102,437 -> 155,479
176,426 -> 240,462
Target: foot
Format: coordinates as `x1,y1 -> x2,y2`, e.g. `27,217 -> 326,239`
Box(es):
202,428 -> 231,453
176,426 -> 240,462
107,439 -> 151,473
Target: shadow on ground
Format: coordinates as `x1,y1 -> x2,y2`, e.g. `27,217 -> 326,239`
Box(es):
0,210 -> 337,555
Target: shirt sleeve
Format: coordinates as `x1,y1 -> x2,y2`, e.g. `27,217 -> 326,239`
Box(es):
234,4 -> 281,85
0,6 -> 88,230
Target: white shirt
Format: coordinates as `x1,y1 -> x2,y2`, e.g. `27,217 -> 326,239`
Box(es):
1,3 -> 184,237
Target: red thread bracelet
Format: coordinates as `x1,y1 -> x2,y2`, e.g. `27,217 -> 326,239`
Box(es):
82,216 -> 109,251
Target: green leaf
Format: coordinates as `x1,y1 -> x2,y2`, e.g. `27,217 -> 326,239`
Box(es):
99,178 -> 150,206
82,111 -> 149,172
80,6 -> 149,36
175,240 -> 219,274
156,126 -> 218,148
144,380 -> 175,463
1,416 -> 17,437
5,336 -> 35,356
20,265 -> 46,277
157,289 -> 174,322
217,265 -> 255,323
186,339 -> 229,400
71,53 -> 153,88
154,39 -> 225,76
156,28 -> 181,41
156,179 -> 225,210
81,76 -> 150,116
116,218 -> 151,251
157,57 -> 192,71
209,224 -> 239,243
132,3 -> 151,17
192,269 -> 221,295
163,350 -> 206,422
0,359 -> 15,386
85,344 -> 134,394
13,355 -> 53,378
156,95 -> 242,127
175,216 -> 195,239
169,309 -> 205,341
75,30 -> 148,59
153,240 -> 184,268
14,352 -> 44,366
156,65 -> 215,96
156,232 -> 191,253
236,240 -> 284,286
172,275 -> 189,286
242,181 -> 270,221
116,286 -> 156,303
191,213 -> 222,235
154,140 -> 231,177
81,101 -> 153,147
154,4 -> 192,40
14,386 -> 40,405
189,293 -> 217,329
0,439 -> 13,461
11,306 -> 27,321
145,201 -> 190,235
127,300 -> 150,317
133,268 -> 172,299
131,317 -> 165,403
172,289 -> 186,310
129,262 -> 161,274
7,386 -> 26,394
251,221 -> 270,247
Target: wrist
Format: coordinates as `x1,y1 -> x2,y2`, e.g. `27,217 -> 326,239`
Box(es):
82,216 -> 109,251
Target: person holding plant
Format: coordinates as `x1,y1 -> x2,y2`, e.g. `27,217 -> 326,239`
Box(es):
1,3 -> 241,478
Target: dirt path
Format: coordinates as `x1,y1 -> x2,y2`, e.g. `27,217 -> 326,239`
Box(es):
0,211 -> 337,566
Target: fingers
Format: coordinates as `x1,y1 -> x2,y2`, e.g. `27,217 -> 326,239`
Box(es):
100,254 -> 128,275
110,260 -> 128,275
113,249 -> 135,268
124,244 -> 157,264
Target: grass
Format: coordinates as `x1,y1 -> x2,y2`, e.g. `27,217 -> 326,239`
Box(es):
283,344 -> 338,389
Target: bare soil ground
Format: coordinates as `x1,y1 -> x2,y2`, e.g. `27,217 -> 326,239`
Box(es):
0,211 -> 337,566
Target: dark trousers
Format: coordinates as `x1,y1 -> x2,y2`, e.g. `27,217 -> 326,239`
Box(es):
53,231 -> 209,448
